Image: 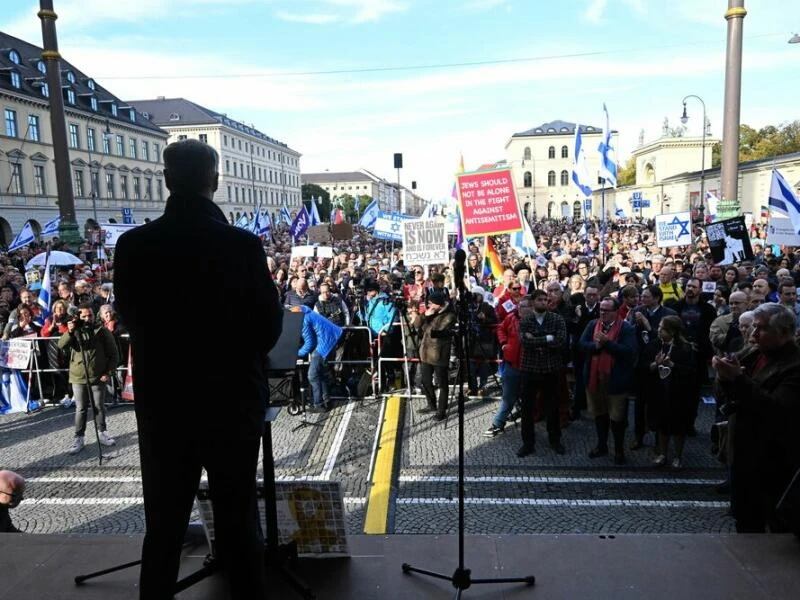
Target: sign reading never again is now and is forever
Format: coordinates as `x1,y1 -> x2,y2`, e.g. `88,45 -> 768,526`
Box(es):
402,219 -> 449,266
456,169 -> 523,237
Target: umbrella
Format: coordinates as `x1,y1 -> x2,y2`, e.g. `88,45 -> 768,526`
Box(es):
25,250 -> 84,269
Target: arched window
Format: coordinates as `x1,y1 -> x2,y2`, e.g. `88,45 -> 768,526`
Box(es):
547,171 -> 556,187
548,146 -> 555,159
560,170 -> 569,186
523,147 -> 531,161
561,145 -> 568,159
547,202 -> 556,219
8,50 -> 20,64
524,171 -> 532,187
573,201 -> 582,220
561,201 -> 570,218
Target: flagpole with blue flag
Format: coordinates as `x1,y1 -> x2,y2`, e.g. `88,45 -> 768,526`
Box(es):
7,221 -> 35,252
35,248 -> 52,326
768,168 -> 800,235
41,216 -> 61,237
598,104 -> 618,264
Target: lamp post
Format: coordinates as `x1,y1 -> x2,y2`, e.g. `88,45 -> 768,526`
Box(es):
720,0 -> 746,211
681,94 -> 707,223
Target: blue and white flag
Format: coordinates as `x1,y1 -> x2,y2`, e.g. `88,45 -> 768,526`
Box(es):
572,125 -> 593,198
705,191 -> 720,222
36,252 -> 52,326
260,210 -> 273,238
578,221 -> 589,240
768,168 -> 800,235
598,103 -> 618,188
41,216 -> 61,237
234,214 -> 249,229
290,205 -> 311,239
615,207 -> 626,219
373,211 -> 413,242
7,221 -> 35,252
354,194 -> 360,212
358,199 -> 380,228
280,203 -> 292,226
309,199 -> 321,226
510,218 -> 537,256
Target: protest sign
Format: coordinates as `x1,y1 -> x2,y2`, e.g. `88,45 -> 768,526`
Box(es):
290,246 -> 316,258
103,224 -> 137,247
402,220 -> 448,266
706,216 -> 754,265
655,211 -> 692,248
767,215 -> 800,247
456,169 -> 523,237
373,211 -> 413,242
330,223 -> 353,241
307,225 -> 330,244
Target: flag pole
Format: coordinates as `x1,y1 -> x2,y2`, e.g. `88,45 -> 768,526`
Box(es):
600,178 -> 606,265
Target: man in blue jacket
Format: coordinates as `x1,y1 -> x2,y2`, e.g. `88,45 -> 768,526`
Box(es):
292,305 -> 344,411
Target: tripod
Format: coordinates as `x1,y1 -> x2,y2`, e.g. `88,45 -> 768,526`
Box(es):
401,252 -> 535,597
291,360 -> 324,432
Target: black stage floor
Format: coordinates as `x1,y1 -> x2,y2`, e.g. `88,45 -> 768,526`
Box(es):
1,533 -> 798,599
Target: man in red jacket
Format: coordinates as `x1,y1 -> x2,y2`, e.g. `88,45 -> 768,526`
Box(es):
483,296 -> 532,437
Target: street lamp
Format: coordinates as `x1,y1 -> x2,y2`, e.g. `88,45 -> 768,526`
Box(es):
681,95 -> 707,222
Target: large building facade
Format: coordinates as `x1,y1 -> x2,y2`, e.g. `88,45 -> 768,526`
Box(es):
128,97 -> 302,225
0,32 -> 169,247
301,169 -> 425,216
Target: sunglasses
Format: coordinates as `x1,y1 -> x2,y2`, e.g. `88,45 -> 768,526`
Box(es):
509,286 -> 521,291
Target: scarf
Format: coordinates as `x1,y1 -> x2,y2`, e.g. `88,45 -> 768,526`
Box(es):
588,317 -> 624,394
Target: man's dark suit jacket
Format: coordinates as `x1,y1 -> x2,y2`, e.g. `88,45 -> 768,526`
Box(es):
113,193 -> 282,438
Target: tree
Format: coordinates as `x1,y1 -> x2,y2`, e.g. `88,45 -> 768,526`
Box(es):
617,157 -> 636,186
302,183 -> 331,221
329,193 -> 373,223
711,121 -> 800,167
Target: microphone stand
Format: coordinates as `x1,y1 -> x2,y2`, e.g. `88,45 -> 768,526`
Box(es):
401,250 -> 535,597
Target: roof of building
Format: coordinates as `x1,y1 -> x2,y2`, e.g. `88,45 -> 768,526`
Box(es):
127,97 -> 295,151
302,170 -> 385,185
0,31 -> 165,135
512,120 -> 607,138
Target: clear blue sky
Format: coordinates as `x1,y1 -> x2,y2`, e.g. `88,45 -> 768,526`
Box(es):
5,0 -> 799,201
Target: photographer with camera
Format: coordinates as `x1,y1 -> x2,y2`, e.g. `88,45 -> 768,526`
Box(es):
58,303 -> 119,455
413,289 -> 456,420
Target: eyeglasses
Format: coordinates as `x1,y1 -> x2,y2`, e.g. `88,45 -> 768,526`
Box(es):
509,286 -> 521,291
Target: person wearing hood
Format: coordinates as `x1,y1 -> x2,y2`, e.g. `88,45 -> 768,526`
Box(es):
292,304 -> 344,412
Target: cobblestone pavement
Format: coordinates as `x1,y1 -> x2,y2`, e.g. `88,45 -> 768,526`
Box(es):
1,385 -> 734,536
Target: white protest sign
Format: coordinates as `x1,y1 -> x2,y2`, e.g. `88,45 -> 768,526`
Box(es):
0,339 -> 33,369
103,223 -> 138,248
316,246 -> 334,258
655,211 -> 692,248
767,215 -> 800,247
291,246 -> 316,258
702,281 -> 717,294
402,219 -> 449,266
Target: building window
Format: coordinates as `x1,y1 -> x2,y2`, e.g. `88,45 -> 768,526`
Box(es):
223,135 -> 228,146
235,187 -> 239,202
120,175 -> 128,199
66,89 -> 76,104
129,138 -> 137,159
547,170 -> 556,187
10,71 -> 21,89
548,146 -> 555,159
560,170 -> 569,186
10,163 -> 24,194
36,60 -> 45,73
27,115 -> 40,142
69,123 -> 80,148
41,83 -> 49,97
246,165 -> 250,179
157,180 -> 164,201
103,132 -> 111,154
87,127 -> 95,152
177,134 -> 187,141
87,79 -> 95,90
111,103 -> 118,117
90,171 -> 100,199
238,139 -> 242,151
561,145 -> 568,159
9,50 -> 20,64
106,172 -> 115,198
129,109 -> 136,123
169,113 -> 179,121
141,141 -> 149,161
66,71 -> 76,84
73,169 -> 85,197
153,143 -> 160,162
133,177 -> 141,200
33,165 -> 46,196
573,201 -> 582,220
227,185 -> 232,201
145,178 -> 153,200
90,97 -> 98,111
199,133 -> 207,144
116,135 -> 124,156
248,188 -> 252,202
5,109 -> 18,137
524,171 -> 532,187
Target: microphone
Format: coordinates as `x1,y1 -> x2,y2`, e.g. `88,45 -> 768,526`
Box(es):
453,249 -> 467,292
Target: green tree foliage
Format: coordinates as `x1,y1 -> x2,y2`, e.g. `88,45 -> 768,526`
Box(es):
302,183 -> 331,220
711,121 -> 800,167
330,193 -> 373,222
617,156 -> 636,186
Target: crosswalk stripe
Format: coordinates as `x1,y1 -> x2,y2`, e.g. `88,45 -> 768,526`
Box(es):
396,498 -> 729,508
399,475 -> 724,485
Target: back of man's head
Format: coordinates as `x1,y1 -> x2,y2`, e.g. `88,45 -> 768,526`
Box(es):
163,139 -> 218,197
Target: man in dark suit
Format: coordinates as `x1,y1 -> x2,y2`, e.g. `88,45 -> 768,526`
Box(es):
114,140 -> 282,599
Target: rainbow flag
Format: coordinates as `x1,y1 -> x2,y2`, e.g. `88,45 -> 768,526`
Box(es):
483,237 -> 504,280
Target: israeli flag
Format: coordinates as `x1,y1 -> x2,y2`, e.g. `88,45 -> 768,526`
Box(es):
309,199 -> 321,226
354,194 -> 360,212
572,125 -> 593,198
578,222 -> 589,240
510,219 -> 537,256
260,211 -> 273,238
280,203 -> 292,226
7,221 -> 35,252
598,103 -> 618,188
768,168 -> 800,235
358,199 -> 380,228
41,215 -> 61,237
36,252 -> 52,325
705,191 -> 720,222
290,205 -> 311,239
234,214 -> 249,229
615,207 -> 626,219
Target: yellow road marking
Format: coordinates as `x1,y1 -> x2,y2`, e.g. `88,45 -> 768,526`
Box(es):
363,395 -> 402,534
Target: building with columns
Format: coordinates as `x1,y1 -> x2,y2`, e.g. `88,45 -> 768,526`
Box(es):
0,31 -> 169,247
301,169 -> 426,216
128,97 -> 302,225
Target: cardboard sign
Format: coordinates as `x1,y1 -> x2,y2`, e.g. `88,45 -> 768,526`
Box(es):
291,246 -> 316,258
456,169 -> 523,237
402,220 -> 448,266
655,211 -> 692,248
0,339 -> 34,369
706,216 -> 754,265
330,223 -> 353,241
24,270 -> 41,285
307,225 -> 330,244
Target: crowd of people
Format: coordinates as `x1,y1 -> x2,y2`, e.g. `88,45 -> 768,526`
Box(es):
3,203 -> 800,538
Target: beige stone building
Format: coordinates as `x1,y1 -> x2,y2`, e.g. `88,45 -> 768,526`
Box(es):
301,169 -> 426,216
128,97 -> 302,225
0,31 -> 169,246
